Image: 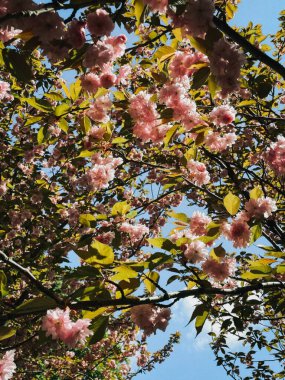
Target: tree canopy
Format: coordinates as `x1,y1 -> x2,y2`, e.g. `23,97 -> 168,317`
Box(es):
0,1 -> 285,379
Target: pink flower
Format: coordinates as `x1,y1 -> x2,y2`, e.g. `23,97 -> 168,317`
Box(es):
117,64 -> 132,85
131,304 -> 171,336
142,0 -> 168,13
0,26 -> 21,42
222,218 -> 251,248
184,240 -> 207,263
204,131 -> 237,152
190,211 -> 211,236
264,135 -> 285,176
209,105 -> 236,126
100,72 -> 117,89
83,41 -> 114,68
81,73 -> 101,93
120,222 -> 149,242
202,257 -> 236,281
169,51 -> 208,80
87,9 -> 114,37
87,95 -> 112,123
62,319 -> 93,348
173,0 -> 215,38
187,159 -> 210,186
245,197 -> 277,220
104,35 -> 127,59
42,308 -> 93,347
66,20 -> 86,49
209,38 -> 245,97
0,81 -> 11,100
42,308 -> 72,341
0,350 -> 16,380
31,11 -> 65,43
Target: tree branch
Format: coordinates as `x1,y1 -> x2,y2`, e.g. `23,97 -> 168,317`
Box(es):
213,16 -> 285,80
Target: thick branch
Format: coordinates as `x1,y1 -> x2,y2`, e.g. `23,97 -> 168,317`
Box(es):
213,16 -> 285,80
0,251 -> 62,304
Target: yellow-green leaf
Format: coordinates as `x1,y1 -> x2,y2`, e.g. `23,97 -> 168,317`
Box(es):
144,271 -> 160,294
0,326 -> 16,341
250,187 -> 263,199
223,192 -> 240,215
111,201 -> 131,216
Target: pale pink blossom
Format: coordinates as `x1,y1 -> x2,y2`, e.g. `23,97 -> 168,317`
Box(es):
131,304 -> 171,336
264,135 -> 285,175
0,81 -> 11,100
142,0 -> 168,13
204,131 -> 237,152
222,218 -> 251,248
245,197 -> 277,220
87,9 -> 114,37
210,38 -> 245,97
86,95 -> 112,123
0,26 -> 21,42
81,73 -> 101,93
173,0 -> 214,38
209,105 -> 236,126
0,350 -> 16,380
190,211 -> 211,236
184,240 -> 207,263
169,51 -> 208,79
117,64 -> 132,85
100,72 -> 117,89
66,20 -> 86,49
31,11 -> 65,43
187,159 -> 210,186
202,257 -> 236,281
42,308 -> 92,347
120,222 -> 149,242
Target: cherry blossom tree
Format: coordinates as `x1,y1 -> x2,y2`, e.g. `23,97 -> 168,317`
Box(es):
0,1 -> 285,379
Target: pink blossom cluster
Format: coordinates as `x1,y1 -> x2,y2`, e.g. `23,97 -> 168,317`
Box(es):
264,135 -> 285,175
159,82 -> 201,130
130,304 -> 171,336
86,95 -> 112,123
0,350 -> 16,380
202,257 -> 236,281
169,51 -> 208,80
210,38 -> 245,97
204,131 -> 237,152
42,308 -> 93,347
209,105 -> 236,126
0,26 -> 21,42
172,0 -> 215,38
184,240 -> 208,263
120,222 -> 150,242
129,91 -> 169,142
244,197 -> 277,220
189,211 -> 211,236
0,81 -> 13,101
186,159 -> 210,186
142,0 -> 168,13
87,9 -> 114,37
78,154 -> 123,191
83,35 -> 127,69
221,216 -> 251,248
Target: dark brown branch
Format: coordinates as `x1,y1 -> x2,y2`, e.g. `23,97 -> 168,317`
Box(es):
0,250 -> 62,304
213,16 -> 285,80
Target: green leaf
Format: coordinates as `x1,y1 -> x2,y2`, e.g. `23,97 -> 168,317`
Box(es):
24,97 -> 52,112
15,296 -> 57,314
208,74 -> 220,99
154,45 -> 176,62
164,125 -> 178,146
111,265 -> 138,283
111,201 -> 131,216
89,316 -> 109,344
192,67 -> 210,89
250,187 -> 263,199
0,271 -> 7,297
223,192 -> 240,215
79,214 -> 96,227
0,326 -> 16,341
148,238 -> 177,253
189,303 -> 209,336
133,0 -> 146,27
167,211 -> 188,223
69,79 -> 81,101
37,126 -> 46,144
57,118 -> 69,133
144,271 -> 160,294
250,224 -> 262,244
54,104 -> 70,117
77,240 -> 114,266
3,49 -> 33,82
